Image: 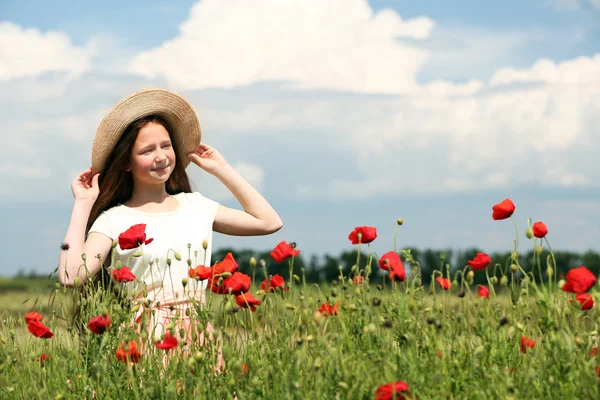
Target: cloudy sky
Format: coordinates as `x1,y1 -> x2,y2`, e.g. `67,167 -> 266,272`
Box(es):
1,0 -> 599,276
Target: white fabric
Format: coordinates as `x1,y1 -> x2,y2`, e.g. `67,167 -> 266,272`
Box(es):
88,191 -> 219,301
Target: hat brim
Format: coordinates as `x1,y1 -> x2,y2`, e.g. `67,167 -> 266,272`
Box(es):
92,88 -> 201,173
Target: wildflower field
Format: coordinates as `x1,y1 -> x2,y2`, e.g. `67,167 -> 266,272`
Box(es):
1,198 -> 599,399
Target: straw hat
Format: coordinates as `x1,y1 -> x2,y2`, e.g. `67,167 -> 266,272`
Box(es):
91,88 -> 201,173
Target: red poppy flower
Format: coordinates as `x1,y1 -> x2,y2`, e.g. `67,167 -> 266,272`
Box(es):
467,252 -> 491,271
520,336 -> 535,354
379,251 -> 406,282
27,320 -> 53,339
189,253 -> 239,280
318,301 -> 341,316
242,363 -> 249,376
352,275 -> 364,285
261,274 -> 288,292
87,314 -> 111,334
348,226 -> 377,245
235,292 -> 261,312
118,223 -> 154,250
36,354 -> 49,363
435,276 -> 451,290
212,272 -> 251,295
112,267 -> 136,282
25,311 -> 43,324
492,198 -> 515,220
374,380 -> 410,400
388,264 -> 406,282
561,266 -> 597,293
477,285 -> 490,299
155,331 -> 179,350
378,251 -> 401,271
270,241 -> 300,263
116,341 -> 142,363
570,293 -> 594,310
591,347 -> 597,357
596,365 -> 600,377
532,222 -> 548,238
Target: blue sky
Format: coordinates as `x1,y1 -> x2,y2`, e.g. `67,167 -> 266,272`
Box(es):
1,0 -> 599,276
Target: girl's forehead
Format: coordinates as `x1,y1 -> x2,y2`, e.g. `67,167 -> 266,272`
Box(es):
135,122 -> 170,144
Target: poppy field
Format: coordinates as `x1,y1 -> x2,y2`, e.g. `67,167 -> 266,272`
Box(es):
1,198 -> 599,399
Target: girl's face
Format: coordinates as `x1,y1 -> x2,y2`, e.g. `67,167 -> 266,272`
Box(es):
128,121 -> 176,185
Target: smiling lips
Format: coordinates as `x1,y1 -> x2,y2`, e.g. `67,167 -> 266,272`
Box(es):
153,165 -> 169,172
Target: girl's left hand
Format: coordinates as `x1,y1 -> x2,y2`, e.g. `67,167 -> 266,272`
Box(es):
188,143 -> 229,175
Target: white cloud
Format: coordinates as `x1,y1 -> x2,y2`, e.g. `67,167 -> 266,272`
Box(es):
188,161 -> 265,202
129,0 -> 434,94
0,22 -> 92,81
548,0 -> 600,10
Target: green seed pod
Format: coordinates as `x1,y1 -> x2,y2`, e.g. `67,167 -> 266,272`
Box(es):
249,257 -> 257,268
510,264 -> 518,273
174,252 -> 182,261
491,276 -> 498,285
166,258 -> 172,266
500,276 -> 509,287
133,250 -> 143,257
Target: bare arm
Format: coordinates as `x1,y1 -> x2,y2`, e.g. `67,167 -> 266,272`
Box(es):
188,144 -> 283,236
57,168 -> 112,287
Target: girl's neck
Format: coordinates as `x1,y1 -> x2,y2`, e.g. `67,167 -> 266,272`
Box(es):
126,183 -> 171,208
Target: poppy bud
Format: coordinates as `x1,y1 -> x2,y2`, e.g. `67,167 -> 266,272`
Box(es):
452,279 -> 459,287
187,357 -> 195,368
285,303 -> 297,311
491,276 -> 498,285
249,257 -> 257,268
55,282 -> 61,290
313,358 -> 322,370
558,279 -> 566,289
511,251 -> 518,261
133,250 -> 142,257
363,323 -> 377,334
397,218 -> 404,225
73,277 -> 81,287
474,345 -> 485,356
166,258 -> 172,266
174,252 -> 182,261
376,285 -> 383,291
191,330 -> 198,341
141,331 -> 148,341
81,253 -> 87,261
413,277 -> 422,286
546,267 -> 553,278
202,240 -> 208,250
313,311 -> 325,324
500,276 -> 509,287
182,277 -> 188,287
179,328 -> 185,340
338,382 -> 349,390
467,271 -> 474,283
510,264 -> 518,273
112,239 -> 118,249
525,227 -> 534,239
293,274 -> 300,282
348,304 -> 358,311
535,246 -> 543,256
224,302 -> 233,313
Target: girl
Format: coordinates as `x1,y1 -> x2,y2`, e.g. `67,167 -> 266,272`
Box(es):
58,88 -> 282,347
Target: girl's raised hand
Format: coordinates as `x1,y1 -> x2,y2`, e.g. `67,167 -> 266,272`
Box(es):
71,167 -> 100,203
188,143 -> 229,175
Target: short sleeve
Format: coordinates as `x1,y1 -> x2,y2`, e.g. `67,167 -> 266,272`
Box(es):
188,192 -> 220,222
88,211 -> 115,240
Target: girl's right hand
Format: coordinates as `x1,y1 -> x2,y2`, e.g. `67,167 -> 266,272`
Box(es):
71,168 -> 100,203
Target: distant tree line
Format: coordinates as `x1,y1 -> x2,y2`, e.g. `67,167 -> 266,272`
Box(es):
213,247 -> 600,286
15,247 -> 600,285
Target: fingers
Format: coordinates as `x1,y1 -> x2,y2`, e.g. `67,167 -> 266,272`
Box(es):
91,173 -> 100,188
